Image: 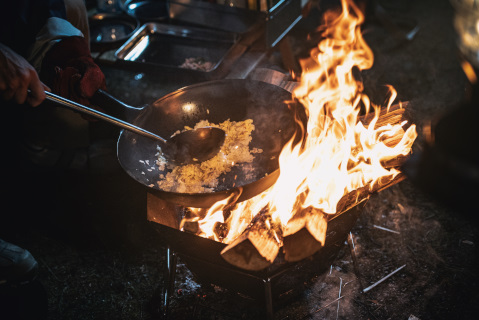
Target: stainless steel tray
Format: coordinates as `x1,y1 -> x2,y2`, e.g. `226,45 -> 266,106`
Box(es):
167,0 -> 264,34
115,22 -> 247,80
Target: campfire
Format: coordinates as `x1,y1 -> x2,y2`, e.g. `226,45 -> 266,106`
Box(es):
179,0 -> 417,271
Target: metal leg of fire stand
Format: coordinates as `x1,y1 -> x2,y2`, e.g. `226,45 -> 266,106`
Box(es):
149,247 -> 177,319
163,247 -> 177,317
264,277 -> 274,320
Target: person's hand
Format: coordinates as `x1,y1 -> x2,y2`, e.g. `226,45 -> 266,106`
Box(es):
0,43 -> 50,107
41,37 -> 106,108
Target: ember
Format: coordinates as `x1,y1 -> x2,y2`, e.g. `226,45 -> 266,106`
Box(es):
181,0 -> 417,269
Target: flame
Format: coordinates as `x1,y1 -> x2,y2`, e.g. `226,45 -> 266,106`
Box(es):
184,0 -> 417,244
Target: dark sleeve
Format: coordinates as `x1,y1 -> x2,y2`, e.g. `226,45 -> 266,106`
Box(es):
0,0 -> 67,57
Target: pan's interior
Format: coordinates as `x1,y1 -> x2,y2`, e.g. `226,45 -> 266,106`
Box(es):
117,79 -> 299,203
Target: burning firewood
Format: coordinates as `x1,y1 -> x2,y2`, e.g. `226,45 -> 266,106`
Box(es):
219,102 -> 412,269
219,173 -> 404,270
281,173 -> 404,263
282,207 -> 328,262
220,208 -> 282,271
361,102 -> 411,127
360,102 -> 413,167
219,172 -> 405,270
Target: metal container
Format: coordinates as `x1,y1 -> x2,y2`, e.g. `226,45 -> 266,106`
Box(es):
121,0 -> 169,22
115,22 -> 247,80
89,13 -> 140,51
167,0 -> 305,47
168,0 -> 265,34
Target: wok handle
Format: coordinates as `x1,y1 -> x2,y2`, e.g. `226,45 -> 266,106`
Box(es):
45,91 -> 167,144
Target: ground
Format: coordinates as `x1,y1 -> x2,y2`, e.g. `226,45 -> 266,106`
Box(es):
2,0 -> 479,319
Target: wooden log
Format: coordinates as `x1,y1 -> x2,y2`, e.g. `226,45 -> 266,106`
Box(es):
220,209 -> 282,271
282,173 -> 405,262
360,102 -> 412,147
282,207 -> 329,262
336,173 -> 405,214
220,174 -> 407,268
335,184 -> 371,215
360,102 -> 410,127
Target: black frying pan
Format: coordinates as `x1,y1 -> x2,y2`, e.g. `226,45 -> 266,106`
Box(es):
94,79 -> 303,207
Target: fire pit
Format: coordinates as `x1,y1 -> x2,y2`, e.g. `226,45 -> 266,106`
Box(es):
146,193 -> 366,318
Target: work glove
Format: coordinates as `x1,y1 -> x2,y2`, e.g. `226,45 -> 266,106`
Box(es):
40,36 -> 106,117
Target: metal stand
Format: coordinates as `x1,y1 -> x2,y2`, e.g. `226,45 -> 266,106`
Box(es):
264,277 -> 274,319
149,246 -> 277,319
148,247 -> 177,319
146,193 -> 365,319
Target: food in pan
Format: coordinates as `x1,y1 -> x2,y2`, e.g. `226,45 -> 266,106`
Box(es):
179,57 -> 214,71
155,119 -> 262,193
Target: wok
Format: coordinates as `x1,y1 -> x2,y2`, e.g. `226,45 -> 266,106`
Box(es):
94,79 -> 303,208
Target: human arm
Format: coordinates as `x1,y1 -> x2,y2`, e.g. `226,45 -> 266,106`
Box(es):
0,42 -> 50,107
1,1 -> 105,109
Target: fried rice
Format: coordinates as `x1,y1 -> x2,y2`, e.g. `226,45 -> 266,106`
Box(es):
155,119 -> 262,193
